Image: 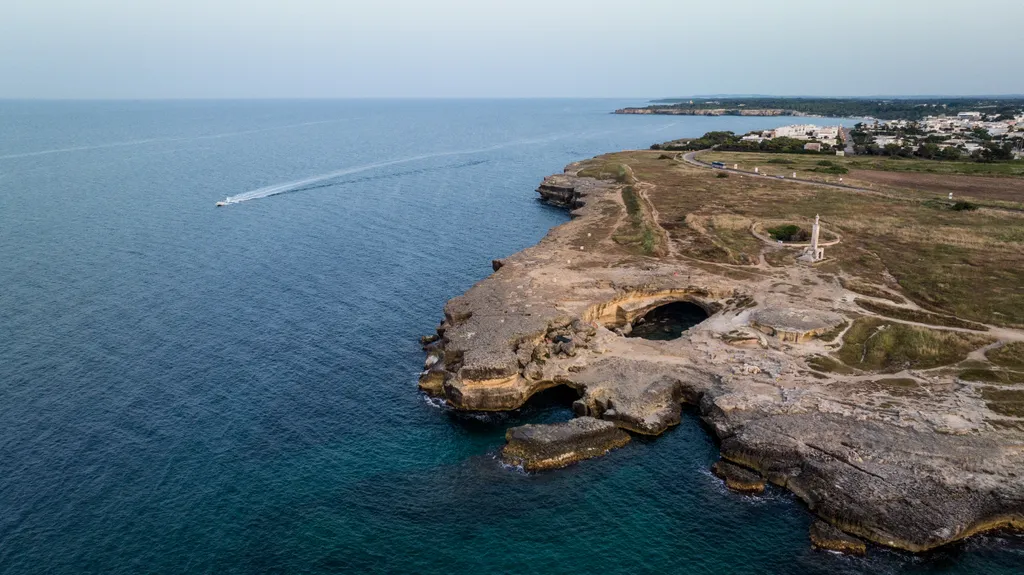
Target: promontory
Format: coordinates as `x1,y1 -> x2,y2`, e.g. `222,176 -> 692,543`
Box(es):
418,147 -> 1024,554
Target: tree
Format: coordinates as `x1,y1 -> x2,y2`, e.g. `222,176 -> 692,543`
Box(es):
939,146 -> 962,161
971,127 -> 992,141
884,143 -> 902,157
917,142 -> 940,159
983,142 -> 1014,162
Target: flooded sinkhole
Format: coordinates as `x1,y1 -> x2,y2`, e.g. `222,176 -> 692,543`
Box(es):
626,301 -> 709,341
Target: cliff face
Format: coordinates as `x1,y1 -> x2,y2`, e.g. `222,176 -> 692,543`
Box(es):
418,154 -> 1024,554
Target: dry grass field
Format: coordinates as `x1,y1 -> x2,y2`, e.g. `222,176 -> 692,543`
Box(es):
700,151 -> 1024,205
575,151 -> 1024,328
847,170 -> 1024,203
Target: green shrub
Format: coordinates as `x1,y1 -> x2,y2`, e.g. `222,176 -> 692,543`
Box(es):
716,172 -> 729,178
811,165 -> 849,174
988,342 -> 1024,370
766,224 -> 810,242
641,226 -> 656,254
951,201 -> 979,211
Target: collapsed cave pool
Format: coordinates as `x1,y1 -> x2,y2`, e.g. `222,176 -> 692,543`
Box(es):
626,301 -> 709,341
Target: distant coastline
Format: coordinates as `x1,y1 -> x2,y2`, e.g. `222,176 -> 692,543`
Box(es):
616,107 -> 813,117
616,96 -> 1024,121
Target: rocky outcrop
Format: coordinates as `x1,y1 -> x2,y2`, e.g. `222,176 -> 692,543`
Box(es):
502,417 -> 631,471
712,460 -> 766,494
809,520 -> 867,555
536,174 -> 584,208
749,308 -> 844,343
418,158 -> 1024,554
715,412 -> 1024,552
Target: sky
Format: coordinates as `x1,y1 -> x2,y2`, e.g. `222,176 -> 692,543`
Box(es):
1,0 -> 1022,99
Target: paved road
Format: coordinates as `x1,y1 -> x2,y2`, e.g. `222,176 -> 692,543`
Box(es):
681,150 -> 1024,214
681,150 -> 877,195
843,127 -> 856,156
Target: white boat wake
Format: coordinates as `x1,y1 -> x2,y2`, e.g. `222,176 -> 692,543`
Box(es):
217,133 -> 574,206
0,119 -> 354,161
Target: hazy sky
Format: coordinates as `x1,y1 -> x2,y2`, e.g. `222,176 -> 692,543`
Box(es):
2,0 -> 1022,99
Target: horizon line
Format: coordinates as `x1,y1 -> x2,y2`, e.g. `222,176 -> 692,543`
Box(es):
2,94 -> 1024,103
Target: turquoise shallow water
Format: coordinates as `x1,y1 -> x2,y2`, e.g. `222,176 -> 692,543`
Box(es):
0,100 -> 1020,574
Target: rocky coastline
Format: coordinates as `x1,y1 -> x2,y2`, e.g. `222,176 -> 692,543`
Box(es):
418,153 -> 1024,555
615,107 -> 811,117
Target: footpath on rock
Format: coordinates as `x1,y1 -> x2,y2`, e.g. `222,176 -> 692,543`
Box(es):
418,149 -> 1024,554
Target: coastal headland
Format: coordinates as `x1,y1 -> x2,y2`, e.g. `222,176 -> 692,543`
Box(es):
418,148 -> 1024,554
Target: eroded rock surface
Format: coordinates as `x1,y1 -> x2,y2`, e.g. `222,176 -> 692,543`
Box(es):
809,520 -> 868,555
502,416 -> 631,471
712,460 -> 766,494
418,156 -> 1024,553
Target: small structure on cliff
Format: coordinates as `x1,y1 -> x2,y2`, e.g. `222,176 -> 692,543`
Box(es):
798,215 -> 825,263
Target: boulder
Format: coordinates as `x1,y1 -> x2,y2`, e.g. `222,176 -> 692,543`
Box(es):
502,417 -> 630,471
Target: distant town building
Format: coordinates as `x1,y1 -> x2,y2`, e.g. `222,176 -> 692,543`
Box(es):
745,124 -> 842,146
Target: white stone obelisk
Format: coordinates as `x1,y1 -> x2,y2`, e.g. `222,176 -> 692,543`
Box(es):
808,214 -> 825,261
811,214 -> 820,258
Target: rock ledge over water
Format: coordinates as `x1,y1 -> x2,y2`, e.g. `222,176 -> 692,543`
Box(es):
502,417 -> 630,471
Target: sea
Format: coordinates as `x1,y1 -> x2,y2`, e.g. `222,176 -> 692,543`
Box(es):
0,99 -> 1020,574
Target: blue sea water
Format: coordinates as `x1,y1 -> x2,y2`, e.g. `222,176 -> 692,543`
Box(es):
0,99 -> 1020,574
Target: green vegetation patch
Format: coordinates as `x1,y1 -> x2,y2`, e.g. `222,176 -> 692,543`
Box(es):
766,224 -> 810,242
816,320 -> 849,343
612,185 -> 663,256
959,369 -> 1024,385
988,342 -> 1024,370
840,278 -> 905,304
980,387 -> 1024,418
577,161 -> 635,184
854,298 -> 988,331
836,317 -> 993,373
807,355 -> 857,375
951,201 -> 979,212
810,164 -> 849,175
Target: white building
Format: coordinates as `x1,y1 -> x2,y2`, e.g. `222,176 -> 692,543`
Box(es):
764,124 -> 842,145
874,136 -> 903,147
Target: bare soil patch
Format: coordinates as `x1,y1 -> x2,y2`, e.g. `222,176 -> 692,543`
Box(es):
849,170 -> 1024,203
